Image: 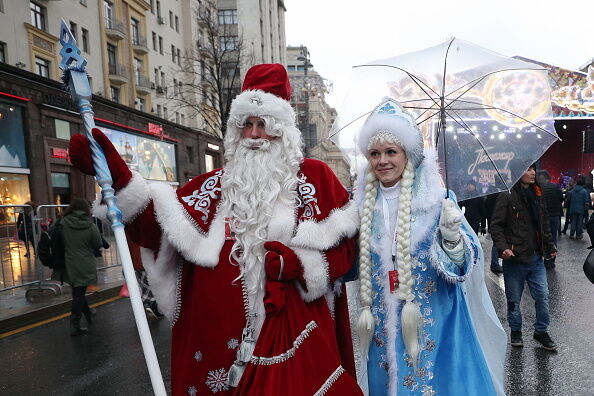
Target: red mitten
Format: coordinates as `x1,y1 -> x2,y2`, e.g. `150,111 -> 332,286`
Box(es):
69,128 -> 132,190
263,241 -> 303,281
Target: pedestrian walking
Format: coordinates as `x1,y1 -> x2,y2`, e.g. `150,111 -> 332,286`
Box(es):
537,170 -> 563,268
486,193 -> 503,273
490,164 -> 558,350
355,98 -> 505,395
53,198 -> 103,336
569,175 -> 590,240
16,201 -> 36,257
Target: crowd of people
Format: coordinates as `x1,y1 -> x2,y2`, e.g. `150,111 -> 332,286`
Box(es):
45,63 -> 590,395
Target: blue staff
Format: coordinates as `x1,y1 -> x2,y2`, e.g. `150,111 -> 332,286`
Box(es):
58,19 -> 166,396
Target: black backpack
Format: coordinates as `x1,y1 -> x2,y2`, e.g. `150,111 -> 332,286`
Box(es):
37,219 -> 65,270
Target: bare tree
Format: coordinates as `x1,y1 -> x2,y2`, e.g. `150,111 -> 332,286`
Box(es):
162,1 -> 246,139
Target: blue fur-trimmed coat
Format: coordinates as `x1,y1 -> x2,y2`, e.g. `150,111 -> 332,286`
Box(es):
356,149 -> 506,396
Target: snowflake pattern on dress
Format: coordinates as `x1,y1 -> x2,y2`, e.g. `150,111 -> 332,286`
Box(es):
188,386 -> 197,396
194,351 -> 202,362
227,338 -> 239,349
205,368 -> 229,393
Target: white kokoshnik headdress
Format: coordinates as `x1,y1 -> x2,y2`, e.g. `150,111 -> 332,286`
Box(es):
357,98 -> 424,168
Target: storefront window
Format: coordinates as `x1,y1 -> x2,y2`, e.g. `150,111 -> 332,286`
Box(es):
205,153 -> 215,172
54,118 -> 71,140
51,172 -> 70,205
0,103 -> 27,168
0,173 -> 31,224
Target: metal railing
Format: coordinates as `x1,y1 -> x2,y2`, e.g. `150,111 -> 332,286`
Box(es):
104,17 -> 126,35
108,62 -> 128,77
0,204 -> 121,301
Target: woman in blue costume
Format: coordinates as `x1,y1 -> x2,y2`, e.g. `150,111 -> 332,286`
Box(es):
355,99 -> 506,395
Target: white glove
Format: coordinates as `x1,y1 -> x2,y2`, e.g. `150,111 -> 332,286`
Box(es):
439,198 -> 465,242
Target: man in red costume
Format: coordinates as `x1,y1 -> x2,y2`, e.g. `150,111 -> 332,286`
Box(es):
69,64 -> 361,395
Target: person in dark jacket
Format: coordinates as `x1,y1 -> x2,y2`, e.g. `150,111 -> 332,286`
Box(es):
490,164 -> 557,350
485,193 -> 503,273
16,201 -> 36,257
568,175 -> 590,240
537,170 -> 563,268
57,198 -> 103,336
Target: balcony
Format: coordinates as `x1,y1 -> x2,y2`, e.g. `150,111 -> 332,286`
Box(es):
132,35 -> 149,54
197,5 -> 211,26
108,63 -> 129,85
135,74 -> 152,95
105,18 -> 126,40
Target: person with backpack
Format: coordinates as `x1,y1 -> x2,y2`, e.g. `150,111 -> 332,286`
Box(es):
53,199 -> 103,336
569,175 -> 591,240
17,201 -> 36,257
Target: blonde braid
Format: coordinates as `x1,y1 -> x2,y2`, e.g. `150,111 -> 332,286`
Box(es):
395,161 -> 422,367
356,167 -> 378,359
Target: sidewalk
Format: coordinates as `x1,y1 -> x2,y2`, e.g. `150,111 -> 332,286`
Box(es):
0,235 -> 124,334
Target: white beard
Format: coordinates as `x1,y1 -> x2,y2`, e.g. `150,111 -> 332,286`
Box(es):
220,138 -> 300,296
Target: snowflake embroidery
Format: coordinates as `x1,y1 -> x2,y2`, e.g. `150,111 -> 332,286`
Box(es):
205,368 -> 229,393
188,386 -> 197,396
403,375 -> 417,389
194,351 -> 202,362
422,384 -> 437,396
423,280 -> 437,296
416,367 -> 428,378
227,338 -> 239,349
425,339 -> 436,352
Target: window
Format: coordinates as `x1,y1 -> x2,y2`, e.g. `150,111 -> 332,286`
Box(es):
175,16 -> 179,33
54,119 -> 71,140
222,62 -> 239,80
134,58 -> 143,84
156,0 -> 161,18
30,2 -> 46,30
156,105 -> 162,117
88,76 -> 93,90
158,36 -> 163,54
175,111 -> 180,124
150,0 -> 155,14
69,21 -> 78,41
160,71 -> 165,86
110,86 -> 120,103
177,49 -> 181,66
131,18 -> 140,45
219,36 -> 238,51
186,145 -> 194,163
104,1 -> 113,25
107,44 -> 117,71
169,11 -> 173,28
81,28 -> 89,53
152,32 -> 157,50
163,106 -> 168,119
218,9 -> 237,25
136,97 -> 145,112
154,67 -> 159,85
173,78 -> 178,95
35,57 -> 50,78
0,42 -> 6,63
200,60 -> 205,81
181,114 -> 185,126
171,45 -> 175,62
205,154 -> 216,172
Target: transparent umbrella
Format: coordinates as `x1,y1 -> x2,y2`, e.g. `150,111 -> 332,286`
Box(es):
330,38 -> 560,201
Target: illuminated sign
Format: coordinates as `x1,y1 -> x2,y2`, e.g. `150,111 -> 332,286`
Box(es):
50,147 -> 70,160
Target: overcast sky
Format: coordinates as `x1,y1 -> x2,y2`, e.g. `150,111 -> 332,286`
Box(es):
284,0 -> 592,108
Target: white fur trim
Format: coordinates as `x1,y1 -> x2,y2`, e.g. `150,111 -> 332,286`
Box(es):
149,181 -> 225,267
141,240 -> 178,322
92,171 -> 150,223
267,199 -> 297,243
291,200 -> 359,250
292,247 -> 330,302
228,89 -> 295,127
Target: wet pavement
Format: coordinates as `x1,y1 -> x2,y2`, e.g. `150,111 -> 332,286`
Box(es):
0,233 -> 593,395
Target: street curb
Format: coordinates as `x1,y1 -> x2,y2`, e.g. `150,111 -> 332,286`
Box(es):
0,285 -> 122,334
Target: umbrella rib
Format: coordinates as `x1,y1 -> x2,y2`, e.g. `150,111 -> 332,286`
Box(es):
417,108 -> 443,125
354,64 -> 442,106
327,110 -> 374,139
452,99 -> 559,139
445,108 -> 511,191
444,67 -> 546,99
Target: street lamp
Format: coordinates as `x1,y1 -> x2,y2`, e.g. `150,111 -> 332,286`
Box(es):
297,46 -> 313,157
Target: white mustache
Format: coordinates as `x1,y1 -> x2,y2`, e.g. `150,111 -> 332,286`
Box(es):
241,138 -> 271,150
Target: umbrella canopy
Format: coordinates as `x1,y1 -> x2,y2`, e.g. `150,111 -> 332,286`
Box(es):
330,38 -> 559,201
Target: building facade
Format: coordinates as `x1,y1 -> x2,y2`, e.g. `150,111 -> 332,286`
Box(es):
0,62 -> 222,221
286,46 -> 350,187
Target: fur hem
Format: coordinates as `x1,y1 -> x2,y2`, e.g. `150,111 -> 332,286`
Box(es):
292,247 -> 330,302
141,240 -> 178,322
92,172 -> 150,223
228,89 -> 296,127
291,200 -> 359,250
150,181 -> 224,268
